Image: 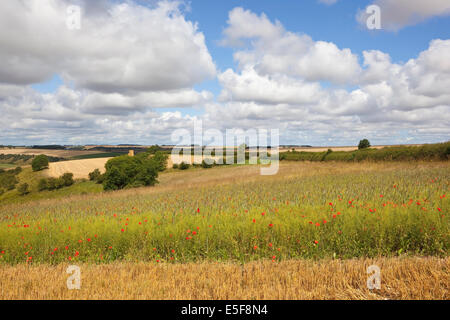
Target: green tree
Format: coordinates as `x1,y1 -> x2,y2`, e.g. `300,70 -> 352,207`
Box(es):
17,183 -> 29,196
358,139 -> 371,150
60,172 -> 74,186
103,155 -> 161,191
32,155 -> 49,171
147,145 -> 161,154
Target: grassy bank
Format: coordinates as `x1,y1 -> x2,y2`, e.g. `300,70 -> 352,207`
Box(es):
281,141 -> 450,162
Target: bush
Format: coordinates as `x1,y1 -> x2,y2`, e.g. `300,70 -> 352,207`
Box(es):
172,164 -> 179,169
89,168 -> 101,181
201,160 -> 213,168
60,172 -> 74,187
358,139 -> 371,150
32,155 -> 49,171
179,162 -> 190,170
96,173 -> 105,184
47,178 -> 58,190
17,183 -> 29,196
37,178 -> 48,191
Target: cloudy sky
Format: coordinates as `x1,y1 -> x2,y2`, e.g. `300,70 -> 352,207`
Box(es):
0,0 -> 449,146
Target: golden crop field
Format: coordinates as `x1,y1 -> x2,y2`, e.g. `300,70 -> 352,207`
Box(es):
0,161 -> 449,299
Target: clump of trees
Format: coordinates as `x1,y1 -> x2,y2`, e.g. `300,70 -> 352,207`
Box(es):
103,151 -> 168,191
358,139 -> 371,150
37,172 -> 74,191
32,155 -> 49,171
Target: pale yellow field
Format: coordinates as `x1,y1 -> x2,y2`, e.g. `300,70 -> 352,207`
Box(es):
45,158 -> 112,179
0,257 -> 447,300
44,155 -> 225,179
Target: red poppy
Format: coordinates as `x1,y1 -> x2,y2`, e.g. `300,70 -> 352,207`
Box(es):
253,245 -> 258,250
268,223 -> 273,228
121,228 -> 124,232
314,240 -> 319,244
261,212 -> 265,216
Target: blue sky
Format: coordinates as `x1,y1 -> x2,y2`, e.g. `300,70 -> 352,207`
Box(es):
2,0 -> 450,146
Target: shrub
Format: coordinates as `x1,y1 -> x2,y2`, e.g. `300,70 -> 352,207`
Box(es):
17,183 -> 29,196
60,172 -> 74,187
37,178 -> 48,191
358,139 -> 371,150
32,155 -> 49,171
179,162 -> 190,170
96,173 -> 105,184
172,164 -> 179,169
89,168 -> 101,181
47,177 -> 58,190
201,160 -> 213,168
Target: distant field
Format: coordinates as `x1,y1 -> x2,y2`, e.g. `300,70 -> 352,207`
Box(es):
45,158 -> 112,179
0,148 -> 104,158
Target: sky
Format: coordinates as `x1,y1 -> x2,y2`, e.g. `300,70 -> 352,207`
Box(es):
0,0 -> 449,146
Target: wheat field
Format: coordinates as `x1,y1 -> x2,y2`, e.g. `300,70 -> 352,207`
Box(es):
0,257 -> 447,300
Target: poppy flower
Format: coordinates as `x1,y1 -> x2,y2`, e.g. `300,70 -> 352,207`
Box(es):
268,223 -> 273,228
253,245 -> 258,250
314,240 -> 319,244
121,228 -> 125,232
261,212 -> 265,216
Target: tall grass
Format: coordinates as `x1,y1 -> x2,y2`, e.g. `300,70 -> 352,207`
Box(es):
0,162 -> 448,265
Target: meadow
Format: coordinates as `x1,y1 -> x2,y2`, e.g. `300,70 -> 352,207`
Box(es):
0,161 -> 448,299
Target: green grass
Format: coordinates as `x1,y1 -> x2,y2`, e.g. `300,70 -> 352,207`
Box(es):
0,162 -> 448,265
0,163 -> 16,169
0,168 -> 103,205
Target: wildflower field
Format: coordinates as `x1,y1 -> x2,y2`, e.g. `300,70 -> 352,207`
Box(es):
0,161 -> 448,265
